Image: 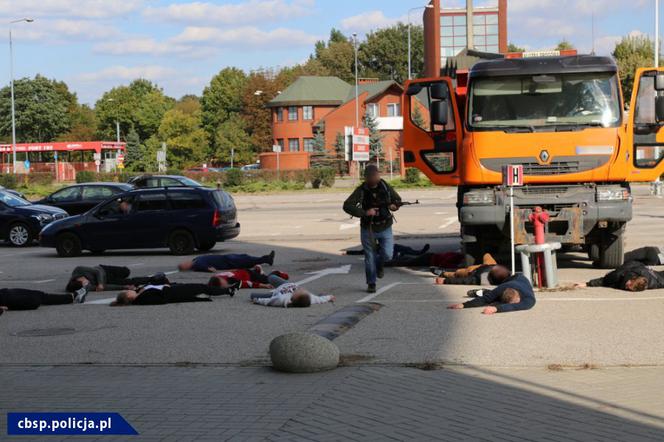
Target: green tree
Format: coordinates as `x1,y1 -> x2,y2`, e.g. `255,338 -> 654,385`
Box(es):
555,40 -> 574,50
241,72 -> 280,153
275,58 -> 330,89
507,43 -> 525,52
314,29 -> 355,83
358,23 -> 425,83
613,35 -> 656,99
333,132 -> 349,175
124,128 -> 145,171
174,95 -> 201,115
57,104 -> 97,141
364,114 -> 384,164
0,75 -> 72,142
156,109 -> 208,169
212,114 -> 253,165
201,67 -> 247,146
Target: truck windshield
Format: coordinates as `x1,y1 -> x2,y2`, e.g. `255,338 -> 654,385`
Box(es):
468,72 -> 621,131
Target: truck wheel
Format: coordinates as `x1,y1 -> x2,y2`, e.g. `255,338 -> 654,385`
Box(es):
462,242 -> 483,267
588,243 -> 600,263
598,225 -> 625,269
8,222 -> 32,247
56,233 -> 82,257
169,229 -> 195,255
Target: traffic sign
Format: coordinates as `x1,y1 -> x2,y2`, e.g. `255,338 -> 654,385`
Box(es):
272,144 -> 282,153
503,165 -> 524,187
24,160 -> 30,171
94,160 -> 101,166
352,127 -> 370,162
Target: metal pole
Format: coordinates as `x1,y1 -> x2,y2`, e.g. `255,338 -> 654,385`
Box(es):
656,0 -> 660,68
230,148 -> 234,169
389,148 -> 393,181
9,28 -> 17,174
408,10 -> 412,80
116,121 -> 120,142
277,150 -> 280,180
466,0 -> 474,50
510,186 -> 516,275
353,33 -> 359,129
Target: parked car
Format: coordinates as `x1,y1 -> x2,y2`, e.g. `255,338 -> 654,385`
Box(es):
40,187 -> 240,257
0,190 -> 68,247
240,164 -> 260,171
0,185 -> 25,199
128,175 -> 203,188
35,183 -> 133,215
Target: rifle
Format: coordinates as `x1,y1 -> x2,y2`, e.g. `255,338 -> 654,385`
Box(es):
396,200 -> 420,207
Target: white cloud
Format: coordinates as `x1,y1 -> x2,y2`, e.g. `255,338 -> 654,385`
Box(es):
10,19 -> 119,42
0,0 -> 143,19
172,26 -> 320,48
76,65 -> 179,82
93,38 -> 213,57
340,11 -> 403,33
143,0 -> 314,25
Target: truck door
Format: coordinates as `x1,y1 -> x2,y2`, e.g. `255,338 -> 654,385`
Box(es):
402,78 -> 462,186
627,68 -> 664,181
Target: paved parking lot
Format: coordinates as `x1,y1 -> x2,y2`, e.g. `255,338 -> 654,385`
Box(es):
1,184 -> 664,440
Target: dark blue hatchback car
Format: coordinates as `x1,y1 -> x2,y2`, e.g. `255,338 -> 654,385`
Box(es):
0,190 -> 68,247
40,187 -> 240,257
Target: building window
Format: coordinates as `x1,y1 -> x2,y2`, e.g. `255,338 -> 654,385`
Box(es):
277,139 -> 285,151
288,138 -> 299,152
387,103 -> 401,117
288,106 -> 298,121
276,107 -> 283,122
366,103 -> 378,119
303,106 -> 313,120
303,138 -> 315,152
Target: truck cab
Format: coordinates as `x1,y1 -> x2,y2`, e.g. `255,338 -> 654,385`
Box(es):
403,55 -> 664,267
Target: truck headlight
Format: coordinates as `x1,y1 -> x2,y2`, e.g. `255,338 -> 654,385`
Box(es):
463,189 -> 496,205
596,187 -> 630,201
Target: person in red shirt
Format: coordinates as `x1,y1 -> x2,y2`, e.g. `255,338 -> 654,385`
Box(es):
208,265 -> 290,289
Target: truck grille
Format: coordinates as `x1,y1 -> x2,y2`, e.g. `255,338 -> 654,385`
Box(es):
521,161 -> 580,175
521,186 -> 569,195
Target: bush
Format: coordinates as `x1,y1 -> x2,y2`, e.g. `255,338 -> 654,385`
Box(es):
224,168 -> 244,187
404,168 -> 420,184
0,174 -> 17,189
310,167 -> 335,189
75,171 -> 96,183
24,172 -> 55,186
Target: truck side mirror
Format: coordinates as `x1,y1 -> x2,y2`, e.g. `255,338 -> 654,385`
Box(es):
431,100 -> 449,127
656,95 -> 664,123
430,83 -> 449,100
655,74 -> 664,91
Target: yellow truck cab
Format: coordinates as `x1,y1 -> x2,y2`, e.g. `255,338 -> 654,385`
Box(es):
403,55 -> 664,267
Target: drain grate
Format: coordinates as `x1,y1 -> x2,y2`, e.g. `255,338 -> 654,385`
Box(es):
12,327 -> 77,337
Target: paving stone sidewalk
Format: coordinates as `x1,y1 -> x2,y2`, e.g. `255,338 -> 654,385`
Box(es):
2,365 -> 663,441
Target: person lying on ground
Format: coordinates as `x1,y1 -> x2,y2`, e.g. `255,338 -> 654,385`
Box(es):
435,254 -> 510,286
447,273 -> 536,315
208,266 -> 290,289
623,246 -> 664,266
0,287 -> 87,311
250,278 -> 335,308
345,243 -> 431,260
574,260 -> 664,292
66,265 -> 168,293
111,283 -> 238,306
178,251 -> 275,273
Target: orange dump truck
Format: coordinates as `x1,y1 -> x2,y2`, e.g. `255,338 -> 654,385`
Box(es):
403,54 -> 664,267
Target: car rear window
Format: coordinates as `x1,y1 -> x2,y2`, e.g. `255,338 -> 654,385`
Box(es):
168,190 -> 208,209
136,193 -> 169,211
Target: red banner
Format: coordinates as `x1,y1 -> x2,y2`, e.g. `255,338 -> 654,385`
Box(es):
0,141 -> 126,153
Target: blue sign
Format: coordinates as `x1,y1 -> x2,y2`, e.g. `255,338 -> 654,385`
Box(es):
54,152 -> 58,160
7,412 -> 138,436
24,160 -> 30,170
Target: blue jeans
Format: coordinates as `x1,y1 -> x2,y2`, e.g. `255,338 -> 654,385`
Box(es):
361,226 -> 394,285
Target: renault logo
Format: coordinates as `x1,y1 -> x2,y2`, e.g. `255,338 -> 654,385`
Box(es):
539,150 -> 550,163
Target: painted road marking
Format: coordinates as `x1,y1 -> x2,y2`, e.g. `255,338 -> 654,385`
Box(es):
439,217 -> 457,229
380,297 -> 664,303
0,279 -> 56,284
357,282 -> 403,303
434,212 -> 447,215
340,220 -> 360,230
300,265 -> 351,285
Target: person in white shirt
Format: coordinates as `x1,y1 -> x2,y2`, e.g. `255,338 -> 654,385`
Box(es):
251,282 -> 335,308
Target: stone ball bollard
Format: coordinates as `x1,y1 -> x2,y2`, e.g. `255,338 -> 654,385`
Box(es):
270,332 -> 340,373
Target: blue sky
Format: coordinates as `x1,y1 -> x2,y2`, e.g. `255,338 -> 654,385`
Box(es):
0,0 -> 657,104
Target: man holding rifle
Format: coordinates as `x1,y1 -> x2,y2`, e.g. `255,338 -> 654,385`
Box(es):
343,164 -> 402,293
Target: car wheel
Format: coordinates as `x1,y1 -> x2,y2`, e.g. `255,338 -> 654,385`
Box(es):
8,222 -> 32,247
56,233 -> 82,257
197,240 -> 216,252
169,230 -> 195,255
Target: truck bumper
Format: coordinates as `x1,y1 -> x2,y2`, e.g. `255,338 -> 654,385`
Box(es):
460,184 -> 632,245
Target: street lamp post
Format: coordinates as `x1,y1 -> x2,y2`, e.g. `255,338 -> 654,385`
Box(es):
8,18 -> 34,174
408,5 -> 434,80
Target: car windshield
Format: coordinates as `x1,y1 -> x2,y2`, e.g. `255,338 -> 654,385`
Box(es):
0,191 -> 30,207
468,72 -> 621,130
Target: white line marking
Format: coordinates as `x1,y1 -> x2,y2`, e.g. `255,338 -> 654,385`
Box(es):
438,217 -> 457,229
434,212 -> 447,215
357,282 -> 403,303
127,263 -> 145,267
165,270 -> 179,275
440,194 -> 455,200
340,220 -> 360,231
0,279 -> 56,284
299,265 -> 351,285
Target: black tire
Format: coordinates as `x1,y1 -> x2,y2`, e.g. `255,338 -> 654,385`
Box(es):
598,225 -> 625,269
197,240 -> 216,252
7,222 -> 32,247
56,232 -> 82,257
462,242 -> 483,267
169,229 -> 195,255
588,243 -> 600,263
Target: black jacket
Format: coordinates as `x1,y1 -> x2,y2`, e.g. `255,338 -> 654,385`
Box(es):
343,180 -> 402,232
587,261 -> 664,290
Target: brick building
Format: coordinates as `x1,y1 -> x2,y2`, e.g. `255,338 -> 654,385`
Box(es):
423,0 -> 508,77
263,76 -> 403,170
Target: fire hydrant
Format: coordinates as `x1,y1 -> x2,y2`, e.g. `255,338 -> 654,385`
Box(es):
529,207 -> 550,287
